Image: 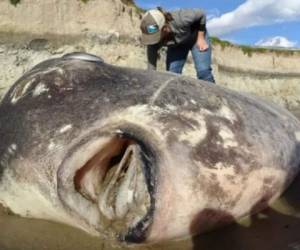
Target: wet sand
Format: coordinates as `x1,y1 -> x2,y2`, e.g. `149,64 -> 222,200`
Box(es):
1,110 -> 300,250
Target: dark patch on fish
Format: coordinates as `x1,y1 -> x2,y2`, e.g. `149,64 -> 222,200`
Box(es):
189,110 -> 265,212
190,208 -> 234,235
192,114 -> 260,174
157,112 -> 201,145
202,176 -> 229,202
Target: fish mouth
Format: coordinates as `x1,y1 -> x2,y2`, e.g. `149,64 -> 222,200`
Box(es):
58,128 -> 157,243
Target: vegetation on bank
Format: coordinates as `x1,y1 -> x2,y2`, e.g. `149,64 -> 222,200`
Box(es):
9,0 -> 20,6
211,36 -> 298,57
121,0 -> 145,13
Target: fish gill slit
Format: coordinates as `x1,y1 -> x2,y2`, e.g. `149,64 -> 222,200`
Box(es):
73,136 -> 134,203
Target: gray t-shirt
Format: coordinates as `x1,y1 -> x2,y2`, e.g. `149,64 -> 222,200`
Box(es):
147,9 -> 206,70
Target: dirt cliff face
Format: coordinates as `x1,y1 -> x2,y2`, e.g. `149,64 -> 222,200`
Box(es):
0,0 -> 299,111
0,0 -> 142,37
212,42 -> 300,110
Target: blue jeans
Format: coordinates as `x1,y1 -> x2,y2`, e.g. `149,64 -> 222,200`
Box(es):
166,36 -> 215,83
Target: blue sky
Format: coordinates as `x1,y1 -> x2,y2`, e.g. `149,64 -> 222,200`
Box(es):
135,0 -> 300,48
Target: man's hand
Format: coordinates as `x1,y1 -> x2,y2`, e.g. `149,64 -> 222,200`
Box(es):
197,31 -> 209,51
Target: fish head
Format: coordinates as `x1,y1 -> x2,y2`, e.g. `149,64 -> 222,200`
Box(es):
0,53 -> 239,245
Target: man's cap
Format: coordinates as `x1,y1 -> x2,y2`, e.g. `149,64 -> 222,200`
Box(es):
140,9 -> 166,45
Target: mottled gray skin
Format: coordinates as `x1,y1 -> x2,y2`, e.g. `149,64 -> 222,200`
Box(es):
0,53 -> 300,245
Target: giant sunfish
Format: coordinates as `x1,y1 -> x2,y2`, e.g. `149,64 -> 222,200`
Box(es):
0,53 -> 300,245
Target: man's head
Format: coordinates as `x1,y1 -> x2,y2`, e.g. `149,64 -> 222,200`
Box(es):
140,9 -> 166,45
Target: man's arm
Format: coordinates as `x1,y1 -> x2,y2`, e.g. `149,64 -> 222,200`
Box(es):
196,31 -> 209,51
179,9 -> 208,51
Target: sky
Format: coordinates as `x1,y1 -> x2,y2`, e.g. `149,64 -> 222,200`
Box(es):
135,0 -> 300,48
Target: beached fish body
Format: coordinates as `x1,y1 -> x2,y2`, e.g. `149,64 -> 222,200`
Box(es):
0,53 -> 299,245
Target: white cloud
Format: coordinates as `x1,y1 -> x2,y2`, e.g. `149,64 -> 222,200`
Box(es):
207,0 -> 300,36
255,36 -> 297,48
206,8 -> 221,20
